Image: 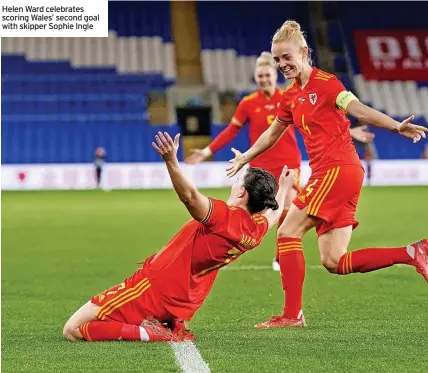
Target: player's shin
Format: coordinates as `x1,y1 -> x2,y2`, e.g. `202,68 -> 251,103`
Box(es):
79,321 -> 143,341
79,320 -> 178,342
336,246 -> 414,275
277,237 -> 305,318
274,210 -> 289,261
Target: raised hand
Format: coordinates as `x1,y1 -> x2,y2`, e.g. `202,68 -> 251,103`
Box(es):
152,132 -> 180,162
278,166 -> 295,190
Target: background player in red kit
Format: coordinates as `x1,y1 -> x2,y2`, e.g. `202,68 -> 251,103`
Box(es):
185,51 -> 373,271
227,20 -> 428,328
63,131 -> 296,342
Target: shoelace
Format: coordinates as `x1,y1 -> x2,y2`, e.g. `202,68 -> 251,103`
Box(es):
141,318 -> 178,341
269,315 -> 283,322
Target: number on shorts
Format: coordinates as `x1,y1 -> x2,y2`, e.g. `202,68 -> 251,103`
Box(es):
305,179 -> 319,197
106,282 -> 125,296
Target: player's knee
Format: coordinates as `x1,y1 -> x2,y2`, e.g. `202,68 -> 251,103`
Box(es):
63,323 -> 82,342
277,224 -> 304,239
321,257 -> 339,273
63,326 -> 76,341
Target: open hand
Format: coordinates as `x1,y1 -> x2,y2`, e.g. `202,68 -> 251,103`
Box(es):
350,125 -> 375,143
226,148 -> 247,177
398,115 -> 428,143
152,132 -> 180,162
184,149 -> 207,164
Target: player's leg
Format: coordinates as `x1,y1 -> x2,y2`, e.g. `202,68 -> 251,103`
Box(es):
315,165 -> 428,281
64,270 -> 185,342
63,301 -> 99,341
63,300 -> 179,342
277,204 -> 317,318
279,167 -> 301,227
317,225 -> 352,272
273,168 -> 301,271
95,166 -> 102,187
318,227 -> 428,280
272,186 -> 298,271
257,203 -> 319,328
258,166 -> 361,328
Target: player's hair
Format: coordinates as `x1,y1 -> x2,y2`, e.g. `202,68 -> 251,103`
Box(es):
255,51 -> 275,69
272,20 -> 313,65
243,167 -> 279,214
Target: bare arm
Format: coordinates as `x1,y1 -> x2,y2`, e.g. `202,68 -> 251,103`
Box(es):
263,167 -> 295,229
226,120 -> 288,177
346,100 -> 427,142
347,100 -> 401,131
242,119 -> 287,163
185,118 -> 243,164
152,132 -> 210,222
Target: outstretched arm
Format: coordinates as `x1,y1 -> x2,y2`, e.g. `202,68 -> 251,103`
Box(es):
185,118 -> 243,164
263,167 -> 296,229
152,132 -> 210,222
346,100 -> 427,143
226,120 -> 287,177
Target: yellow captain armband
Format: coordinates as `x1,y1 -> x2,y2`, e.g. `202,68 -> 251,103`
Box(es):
336,91 -> 359,110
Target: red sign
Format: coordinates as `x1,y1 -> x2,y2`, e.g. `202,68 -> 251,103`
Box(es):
354,30 -> 428,81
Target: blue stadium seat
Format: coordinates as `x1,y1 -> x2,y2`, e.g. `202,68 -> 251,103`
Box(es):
327,22 -> 343,53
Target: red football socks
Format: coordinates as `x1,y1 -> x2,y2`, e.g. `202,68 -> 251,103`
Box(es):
79,321 -> 145,342
277,237 -> 305,319
337,246 -> 413,275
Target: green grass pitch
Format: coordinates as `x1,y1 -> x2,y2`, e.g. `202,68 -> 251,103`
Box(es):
2,187 -> 427,373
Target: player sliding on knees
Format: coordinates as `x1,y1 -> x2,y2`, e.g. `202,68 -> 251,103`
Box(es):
63,131 -> 296,342
226,20 -> 428,328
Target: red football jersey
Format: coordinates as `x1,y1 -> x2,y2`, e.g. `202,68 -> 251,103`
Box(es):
143,198 -> 269,320
234,88 -> 301,170
276,68 -> 361,172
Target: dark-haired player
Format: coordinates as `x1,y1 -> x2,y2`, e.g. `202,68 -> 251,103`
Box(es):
63,131 -> 296,342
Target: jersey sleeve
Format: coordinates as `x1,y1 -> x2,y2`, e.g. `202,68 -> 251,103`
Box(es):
208,123 -> 241,153
232,100 -> 248,125
328,78 -> 359,110
251,213 -> 269,240
200,198 -> 229,229
276,93 -> 294,126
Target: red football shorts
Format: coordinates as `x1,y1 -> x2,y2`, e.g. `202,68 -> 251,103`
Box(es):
269,166 -> 301,192
91,267 -> 173,325
293,164 -> 364,236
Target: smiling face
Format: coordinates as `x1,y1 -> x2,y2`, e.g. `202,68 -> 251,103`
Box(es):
271,41 -> 308,80
254,65 -> 277,93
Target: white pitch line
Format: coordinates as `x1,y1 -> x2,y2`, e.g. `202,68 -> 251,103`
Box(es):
169,341 -> 211,373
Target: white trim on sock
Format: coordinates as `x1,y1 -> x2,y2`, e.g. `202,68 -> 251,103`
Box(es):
406,245 -> 415,259
139,326 -> 150,341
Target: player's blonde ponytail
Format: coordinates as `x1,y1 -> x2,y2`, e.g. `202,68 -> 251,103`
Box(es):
255,51 -> 275,69
272,20 -> 313,65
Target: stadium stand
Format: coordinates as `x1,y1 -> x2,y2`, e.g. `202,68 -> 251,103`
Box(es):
1,1 -> 427,164
323,1 -> 428,158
